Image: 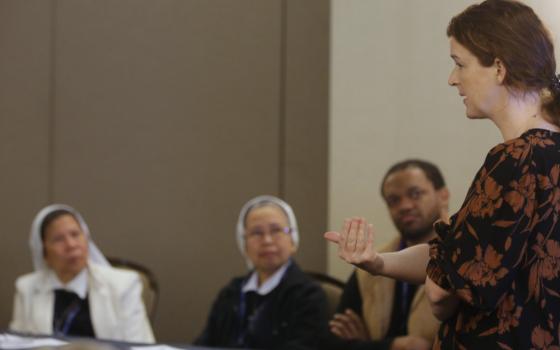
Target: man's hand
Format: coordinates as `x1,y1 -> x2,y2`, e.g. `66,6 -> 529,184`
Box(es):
329,308 -> 369,341
390,335 -> 431,350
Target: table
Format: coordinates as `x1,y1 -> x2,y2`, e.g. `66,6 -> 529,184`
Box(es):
0,331 -> 239,350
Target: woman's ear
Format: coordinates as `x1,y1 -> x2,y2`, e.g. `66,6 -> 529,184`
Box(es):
494,58 -> 507,84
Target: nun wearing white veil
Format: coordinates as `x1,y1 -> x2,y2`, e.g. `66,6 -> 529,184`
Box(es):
195,195 -> 328,350
9,204 -> 155,343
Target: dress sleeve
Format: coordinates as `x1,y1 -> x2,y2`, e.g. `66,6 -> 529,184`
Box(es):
427,140 -> 536,310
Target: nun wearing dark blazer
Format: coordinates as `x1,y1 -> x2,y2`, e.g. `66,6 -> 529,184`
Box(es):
195,195 -> 328,350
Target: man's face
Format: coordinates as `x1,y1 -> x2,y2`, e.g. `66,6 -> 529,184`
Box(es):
382,167 -> 447,244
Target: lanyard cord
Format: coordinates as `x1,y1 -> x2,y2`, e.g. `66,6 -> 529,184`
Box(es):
397,238 -> 412,334
236,290 -> 247,346
54,299 -> 82,336
237,292 -> 270,346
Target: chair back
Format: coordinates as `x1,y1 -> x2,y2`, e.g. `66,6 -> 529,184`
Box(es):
306,271 -> 345,317
106,257 -> 159,324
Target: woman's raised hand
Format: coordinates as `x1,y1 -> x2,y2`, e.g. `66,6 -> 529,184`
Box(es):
324,217 -> 383,275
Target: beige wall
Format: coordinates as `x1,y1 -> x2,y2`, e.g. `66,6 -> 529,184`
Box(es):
0,0 -> 53,330
329,0 -> 560,280
0,0 -> 329,343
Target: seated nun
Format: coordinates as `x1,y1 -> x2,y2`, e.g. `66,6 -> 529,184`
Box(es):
195,195 -> 328,349
9,204 -> 155,343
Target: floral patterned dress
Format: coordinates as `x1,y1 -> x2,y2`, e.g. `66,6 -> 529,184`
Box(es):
427,129 -> 560,350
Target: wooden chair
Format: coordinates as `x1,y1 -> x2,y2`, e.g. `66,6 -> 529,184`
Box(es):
106,257 -> 159,324
306,271 -> 345,317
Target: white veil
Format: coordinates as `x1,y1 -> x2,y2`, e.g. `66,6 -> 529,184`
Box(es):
29,204 -> 110,271
235,195 -> 299,269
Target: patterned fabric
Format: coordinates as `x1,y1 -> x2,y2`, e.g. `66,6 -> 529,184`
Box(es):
427,129 -> 560,349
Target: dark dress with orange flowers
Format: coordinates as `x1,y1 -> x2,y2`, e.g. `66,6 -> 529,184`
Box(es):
427,129 -> 560,349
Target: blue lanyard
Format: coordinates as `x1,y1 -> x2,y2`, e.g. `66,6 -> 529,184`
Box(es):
236,290 -> 247,346
237,292 -> 270,347
55,300 -> 82,336
398,239 -> 412,332
61,305 -> 81,335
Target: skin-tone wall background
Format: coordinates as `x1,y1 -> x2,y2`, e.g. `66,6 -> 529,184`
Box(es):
328,0 -> 560,280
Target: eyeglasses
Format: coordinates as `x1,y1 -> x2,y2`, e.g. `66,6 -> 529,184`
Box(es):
245,225 -> 292,241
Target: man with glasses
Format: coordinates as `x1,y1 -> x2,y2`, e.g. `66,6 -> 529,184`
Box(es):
327,160 -> 446,350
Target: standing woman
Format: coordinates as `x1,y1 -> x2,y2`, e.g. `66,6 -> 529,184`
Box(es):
325,0 -> 560,348
10,204 -> 155,343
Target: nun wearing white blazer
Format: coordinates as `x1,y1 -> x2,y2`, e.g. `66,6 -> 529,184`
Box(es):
9,204 -> 155,343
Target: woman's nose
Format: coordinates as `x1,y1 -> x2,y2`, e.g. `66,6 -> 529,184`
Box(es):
261,232 -> 274,243
65,236 -> 78,248
448,69 -> 458,86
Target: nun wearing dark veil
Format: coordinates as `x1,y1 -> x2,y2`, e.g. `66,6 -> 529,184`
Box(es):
195,195 -> 328,349
9,204 -> 155,343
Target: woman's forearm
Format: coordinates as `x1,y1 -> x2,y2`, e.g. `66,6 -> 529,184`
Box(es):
375,243 -> 430,285
324,219 -> 431,284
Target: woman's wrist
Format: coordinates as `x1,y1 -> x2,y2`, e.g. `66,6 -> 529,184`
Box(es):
360,253 -> 384,275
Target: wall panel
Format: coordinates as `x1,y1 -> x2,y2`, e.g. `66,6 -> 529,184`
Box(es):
284,0 -> 329,271
0,0 -> 329,342
0,0 -> 52,328
53,0 -> 282,341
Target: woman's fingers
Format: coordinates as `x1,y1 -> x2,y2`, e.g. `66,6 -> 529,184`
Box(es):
324,231 -> 341,243
340,218 -> 350,249
344,217 -> 359,253
355,218 -> 367,252
365,223 -> 374,252
348,217 -> 367,257
338,218 -> 349,260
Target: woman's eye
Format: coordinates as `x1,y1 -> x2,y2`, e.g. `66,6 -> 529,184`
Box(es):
51,236 -> 64,243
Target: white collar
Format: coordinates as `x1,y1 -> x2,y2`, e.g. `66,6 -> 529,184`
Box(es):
48,268 -> 89,299
242,261 -> 291,296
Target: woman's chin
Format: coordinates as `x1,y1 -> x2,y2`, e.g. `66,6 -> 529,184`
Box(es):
465,111 -> 487,120
59,261 -> 87,276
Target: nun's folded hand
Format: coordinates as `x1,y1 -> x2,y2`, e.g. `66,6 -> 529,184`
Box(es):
324,217 -> 383,275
